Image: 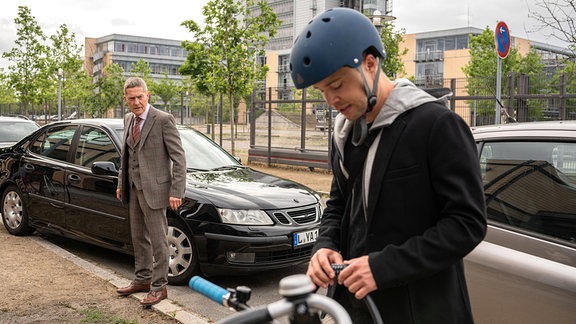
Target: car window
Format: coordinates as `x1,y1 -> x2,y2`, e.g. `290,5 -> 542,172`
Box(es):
479,141 -> 576,243
75,126 -> 120,169
29,125 -> 77,162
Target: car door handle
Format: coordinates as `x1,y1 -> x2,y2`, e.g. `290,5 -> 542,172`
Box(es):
68,174 -> 81,184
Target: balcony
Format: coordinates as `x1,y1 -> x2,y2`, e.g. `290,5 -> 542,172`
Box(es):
415,50 -> 444,62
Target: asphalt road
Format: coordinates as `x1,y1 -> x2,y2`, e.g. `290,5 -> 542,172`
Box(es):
43,234 -> 312,322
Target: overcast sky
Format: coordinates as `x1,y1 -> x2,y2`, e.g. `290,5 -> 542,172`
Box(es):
0,0 -> 567,69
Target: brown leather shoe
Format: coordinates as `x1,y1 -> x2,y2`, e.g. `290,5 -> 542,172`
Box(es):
140,287 -> 167,306
116,283 -> 150,296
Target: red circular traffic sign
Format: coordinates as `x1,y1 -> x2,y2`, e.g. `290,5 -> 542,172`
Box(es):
495,21 -> 511,59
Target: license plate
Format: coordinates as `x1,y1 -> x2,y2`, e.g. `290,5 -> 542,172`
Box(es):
293,228 -> 319,247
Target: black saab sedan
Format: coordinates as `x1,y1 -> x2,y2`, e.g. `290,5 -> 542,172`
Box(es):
0,119 -> 322,285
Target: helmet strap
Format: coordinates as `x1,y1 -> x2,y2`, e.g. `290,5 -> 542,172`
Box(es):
353,57 -> 381,147
351,115 -> 368,147
358,57 -> 381,114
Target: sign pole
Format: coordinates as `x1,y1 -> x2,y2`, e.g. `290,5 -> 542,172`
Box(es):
496,57 -> 502,124
494,21 -> 510,125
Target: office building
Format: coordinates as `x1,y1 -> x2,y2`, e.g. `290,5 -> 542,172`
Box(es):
84,34 -> 187,82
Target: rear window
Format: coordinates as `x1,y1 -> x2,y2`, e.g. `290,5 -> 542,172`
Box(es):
479,141 -> 576,243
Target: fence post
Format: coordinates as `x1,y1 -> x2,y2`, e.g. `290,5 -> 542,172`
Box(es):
267,87 -> 272,166
250,89 -> 256,147
449,79 -> 456,112
219,93 -> 223,146
507,72 -> 515,121
560,74 -> 567,120
517,73 -> 529,122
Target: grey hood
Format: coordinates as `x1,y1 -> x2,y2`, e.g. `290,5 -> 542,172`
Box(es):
332,78 -> 451,160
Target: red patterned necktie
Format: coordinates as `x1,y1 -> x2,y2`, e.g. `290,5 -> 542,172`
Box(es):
133,116 -> 141,142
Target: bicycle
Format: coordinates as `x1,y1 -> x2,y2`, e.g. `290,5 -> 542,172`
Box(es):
189,264 -> 383,324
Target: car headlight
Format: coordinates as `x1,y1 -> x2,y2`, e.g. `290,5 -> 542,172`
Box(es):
314,194 -> 327,218
217,208 -> 273,225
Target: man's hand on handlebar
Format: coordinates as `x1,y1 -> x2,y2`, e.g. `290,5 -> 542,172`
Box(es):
338,255 -> 378,300
306,248 -> 343,289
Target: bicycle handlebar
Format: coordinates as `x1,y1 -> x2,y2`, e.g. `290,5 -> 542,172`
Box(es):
189,274 -> 353,324
189,276 -> 230,306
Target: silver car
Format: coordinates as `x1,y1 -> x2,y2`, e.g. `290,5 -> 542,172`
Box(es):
0,116 -> 39,148
466,121 -> 576,324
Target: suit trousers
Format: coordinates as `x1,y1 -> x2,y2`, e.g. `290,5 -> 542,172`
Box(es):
129,182 -> 169,290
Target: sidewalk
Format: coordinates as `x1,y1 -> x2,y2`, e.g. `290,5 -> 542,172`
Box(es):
0,222 -> 208,323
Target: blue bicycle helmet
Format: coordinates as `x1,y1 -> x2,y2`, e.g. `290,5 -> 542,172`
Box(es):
290,8 -> 386,89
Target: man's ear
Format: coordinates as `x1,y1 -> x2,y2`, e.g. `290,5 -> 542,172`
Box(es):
364,54 -> 379,75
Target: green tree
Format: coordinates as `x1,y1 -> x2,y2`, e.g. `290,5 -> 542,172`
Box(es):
154,73 -> 179,112
180,41 -> 224,133
48,24 -> 89,118
1,6 -> 47,115
0,73 -> 18,112
86,63 -> 125,117
552,60 -> 576,118
129,59 -> 156,105
129,59 -> 153,82
380,22 -> 408,79
181,0 -> 281,154
463,27 -> 544,123
174,76 -> 212,126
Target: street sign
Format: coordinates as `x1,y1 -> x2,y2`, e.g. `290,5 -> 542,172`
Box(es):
495,21 -> 511,59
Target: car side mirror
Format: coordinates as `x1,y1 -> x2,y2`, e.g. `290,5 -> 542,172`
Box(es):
91,161 -> 118,176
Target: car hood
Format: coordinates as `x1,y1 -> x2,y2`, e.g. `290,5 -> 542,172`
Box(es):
184,167 -> 319,209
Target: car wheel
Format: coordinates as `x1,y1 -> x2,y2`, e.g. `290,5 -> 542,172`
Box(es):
167,217 -> 199,285
1,185 -> 35,236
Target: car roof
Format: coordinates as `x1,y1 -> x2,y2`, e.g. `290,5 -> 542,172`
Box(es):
43,118 -> 198,132
472,121 -> 576,140
0,116 -> 37,123
46,118 -> 124,127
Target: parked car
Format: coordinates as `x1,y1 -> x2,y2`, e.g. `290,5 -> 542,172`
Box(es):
0,116 -> 39,148
466,121 -> 576,323
0,119 -> 323,285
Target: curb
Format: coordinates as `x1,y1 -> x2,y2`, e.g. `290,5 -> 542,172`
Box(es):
31,236 -> 209,324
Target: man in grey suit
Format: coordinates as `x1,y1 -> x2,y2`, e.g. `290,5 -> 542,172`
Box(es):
115,77 -> 186,306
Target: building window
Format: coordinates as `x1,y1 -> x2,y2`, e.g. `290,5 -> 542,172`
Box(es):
456,36 -> 469,49
114,42 -> 125,52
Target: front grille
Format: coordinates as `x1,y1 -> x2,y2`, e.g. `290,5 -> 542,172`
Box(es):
271,205 -> 319,225
255,245 -> 313,263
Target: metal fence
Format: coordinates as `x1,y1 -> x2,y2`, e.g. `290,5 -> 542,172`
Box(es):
3,73 -> 575,170
248,73 -> 576,170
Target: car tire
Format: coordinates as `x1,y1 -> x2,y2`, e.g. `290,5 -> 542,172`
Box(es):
1,185 -> 35,236
167,217 -> 199,285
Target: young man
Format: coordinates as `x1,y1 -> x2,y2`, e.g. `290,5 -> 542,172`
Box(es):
290,8 -> 487,323
115,77 -> 186,306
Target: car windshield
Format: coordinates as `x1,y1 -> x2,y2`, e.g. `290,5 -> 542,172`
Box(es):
178,128 -> 241,171
0,121 -> 39,143
112,126 -> 240,171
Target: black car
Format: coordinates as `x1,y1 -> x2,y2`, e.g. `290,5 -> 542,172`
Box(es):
0,119 -> 322,285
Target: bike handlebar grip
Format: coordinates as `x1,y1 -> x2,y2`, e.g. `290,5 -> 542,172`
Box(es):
189,276 -> 229,306
216,306 -> 273,324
